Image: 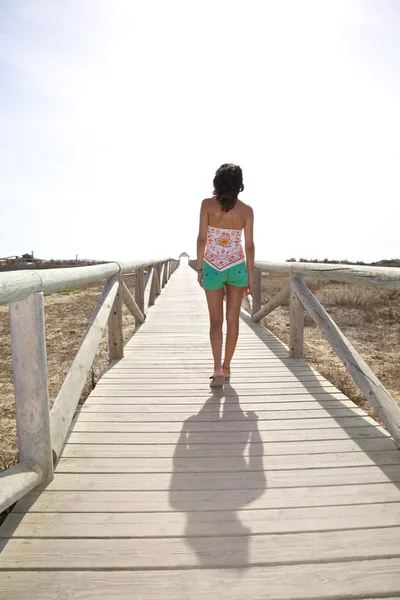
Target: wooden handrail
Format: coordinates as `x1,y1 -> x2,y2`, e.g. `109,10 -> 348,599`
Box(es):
254,260 -> 400,289
0,257 -> 179,512
0,258 -> 173,306
290,276 -> 400,448
0,462 -> 43,513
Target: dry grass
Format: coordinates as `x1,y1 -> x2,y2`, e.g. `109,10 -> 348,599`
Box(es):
0,276 -> 136,471
261,272 -> 400,422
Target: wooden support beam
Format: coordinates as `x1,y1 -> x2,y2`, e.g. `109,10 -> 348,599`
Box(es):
252,284 -> 290,322
160,263 -> 166,289
163,261 -> 169,286
135,267 -> 145,314
154,264 -> 161,296
108,275 -> 124,362
122,280 -> 145,323
144,267 -> 155,314
51,277 -> 119,461
251,268 -> 262,318
9,292 -> 53,484
291,276 -> 400,448
289,278 -> 304,358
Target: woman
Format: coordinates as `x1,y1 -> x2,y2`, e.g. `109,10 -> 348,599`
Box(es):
196,163 -> 255,387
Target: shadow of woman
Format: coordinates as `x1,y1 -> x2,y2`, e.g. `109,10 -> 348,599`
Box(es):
169,384 -> 266,569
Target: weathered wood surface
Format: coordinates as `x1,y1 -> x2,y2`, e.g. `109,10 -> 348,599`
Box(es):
0,259 -> 171,306
144,267 -> 155,313
9,293 -> 53,486
1,265 -> 400,600
252,282 -> 290,322
0,462 -> 43,514
255,260 -> 400,289
108,276 -> 124,361
289,277 -> 304,358
50,277 -> 119,462
291,276 -> 400,448
121,280 -> 145,323
251,268 -> 262,316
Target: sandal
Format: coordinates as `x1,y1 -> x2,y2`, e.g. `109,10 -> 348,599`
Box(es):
222,364 -> 231,382
209,373 -> 225,388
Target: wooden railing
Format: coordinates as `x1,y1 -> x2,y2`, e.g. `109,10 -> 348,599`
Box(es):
249,261 -> 400,449
0,258 -> 179,513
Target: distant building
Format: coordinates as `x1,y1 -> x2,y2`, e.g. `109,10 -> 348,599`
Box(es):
179,252 -> 189,265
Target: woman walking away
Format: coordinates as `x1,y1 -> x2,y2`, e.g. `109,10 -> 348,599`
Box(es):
196,163 -> 255,388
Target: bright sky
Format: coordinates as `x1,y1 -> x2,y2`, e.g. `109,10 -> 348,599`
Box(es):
1,0 -> 399,263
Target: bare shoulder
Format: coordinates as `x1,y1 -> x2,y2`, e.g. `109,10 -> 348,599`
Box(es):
237,199 -> 254,219
200,197 -> 214,210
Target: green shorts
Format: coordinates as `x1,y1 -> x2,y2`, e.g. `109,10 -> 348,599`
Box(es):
202,261 -> 248,290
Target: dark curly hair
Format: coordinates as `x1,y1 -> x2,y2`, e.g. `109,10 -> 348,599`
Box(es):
213,163 -> 244,212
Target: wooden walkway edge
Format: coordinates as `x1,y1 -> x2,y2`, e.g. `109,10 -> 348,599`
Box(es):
1,265 -> 400,599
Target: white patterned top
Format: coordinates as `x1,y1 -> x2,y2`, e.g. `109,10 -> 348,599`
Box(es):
204,226 -> 246,271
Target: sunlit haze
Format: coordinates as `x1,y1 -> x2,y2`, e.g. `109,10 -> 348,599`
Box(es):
1,0 -> 399,262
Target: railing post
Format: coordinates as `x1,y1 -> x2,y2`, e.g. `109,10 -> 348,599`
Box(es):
160,263 -> 166,288
289,276 -> 304,358
108,275 -> 124,361
9,292 -> 53,483
154,263 -> 162,296
149,266 -> 156,308
251,268 -> 262,318
135,267 -> 145,314
163,261 -> 169,286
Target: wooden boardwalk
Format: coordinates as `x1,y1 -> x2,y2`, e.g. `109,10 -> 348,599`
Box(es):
1,264 -> 400,599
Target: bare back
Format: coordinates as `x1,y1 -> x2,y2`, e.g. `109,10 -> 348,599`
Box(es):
205,197 -> 252,230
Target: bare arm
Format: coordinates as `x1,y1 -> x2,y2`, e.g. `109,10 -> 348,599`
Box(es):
243,207 -> 255,290
196,199 -> 208,273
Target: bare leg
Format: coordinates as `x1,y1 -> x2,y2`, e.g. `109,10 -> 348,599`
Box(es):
224,285 -> 245,375
205,288 -> 225,377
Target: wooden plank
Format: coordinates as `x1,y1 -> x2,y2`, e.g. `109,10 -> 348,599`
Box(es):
40,466 -> 400,492
9,292 -> 53,485
15,482 -> 400,513
3,503 -> 400,539
56,450 -> 400,472
81,399 -> 356,411
82,392 -> 351,405
66,426 -> 390,444
291,276 -> 400,448
73,408 -> 368,422
50,277 -> 119,461
97,374 -> 328,383
88,384 -> 340,393
61,437 -> 399,458
1,559 -> 400,600
69,416 -> 378,432
1,528 -> 400,570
